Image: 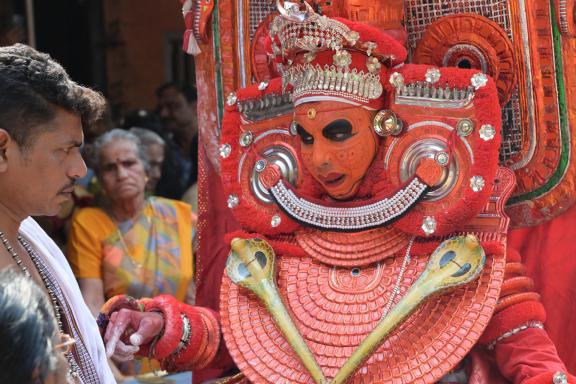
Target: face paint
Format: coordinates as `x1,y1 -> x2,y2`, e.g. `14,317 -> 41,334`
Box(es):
295,101 -> 379,200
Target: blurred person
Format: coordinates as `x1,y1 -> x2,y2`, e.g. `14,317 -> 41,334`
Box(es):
121,109 -> 162,135
129,127 -> 165,193
0,268 -> 73,384
155,83 -> 198,200
0,3 -> 26,46
67,129 -> 195,375
67,128 -> 196,314
0,43 -> 114,382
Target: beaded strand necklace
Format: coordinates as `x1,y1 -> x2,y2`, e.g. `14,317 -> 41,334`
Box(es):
0,231 -> 101,384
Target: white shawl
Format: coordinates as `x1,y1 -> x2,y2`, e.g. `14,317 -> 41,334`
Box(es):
20,217 -> 116,384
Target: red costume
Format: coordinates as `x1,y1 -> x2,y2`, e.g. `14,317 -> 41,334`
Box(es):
102,1 -> 576,383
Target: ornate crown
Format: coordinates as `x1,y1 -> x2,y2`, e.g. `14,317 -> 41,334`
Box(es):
268,0 -> 407,107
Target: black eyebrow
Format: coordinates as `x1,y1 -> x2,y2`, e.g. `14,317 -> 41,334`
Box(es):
322,119 -> 353,137
296,124 -> 310,136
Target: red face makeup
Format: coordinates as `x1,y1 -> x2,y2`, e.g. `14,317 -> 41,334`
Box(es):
295,101 -> 379,200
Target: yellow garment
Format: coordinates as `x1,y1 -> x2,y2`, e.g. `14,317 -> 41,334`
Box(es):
67,197 -> 194,302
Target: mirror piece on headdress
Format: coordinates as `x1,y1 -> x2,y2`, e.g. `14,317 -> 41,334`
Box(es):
470,73 -> 488,89
219,143 -> 232,159
434,151 -> 450,166
227,92 -> 238,106
373,110 -> 402,137
250,145 -> 299,205
365,42 -> 377,57
389,72 -> 404,89
425,68 -> 441,84
258,81 -> 270,91
470,176 -> 485,192
479,124 -> 496,141
366,57 -> 381,74
333,50 -> 352,68
457,119 -> 474,137
239,131 -> 254,147
228,194 -> 240,209
271,214 -> 282,227
289,120 -> 298,136
421,216 -> 437,236
255,159 -> 267,172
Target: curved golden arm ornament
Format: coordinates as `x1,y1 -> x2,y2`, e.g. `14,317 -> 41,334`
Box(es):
226,235 -> 485,384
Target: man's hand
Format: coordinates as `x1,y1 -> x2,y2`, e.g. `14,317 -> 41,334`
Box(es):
104,308 -> 164,361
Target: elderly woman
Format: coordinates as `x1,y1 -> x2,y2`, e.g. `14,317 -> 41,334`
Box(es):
67,129 -> 196,317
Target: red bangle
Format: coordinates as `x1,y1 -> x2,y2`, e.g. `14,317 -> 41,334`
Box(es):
500,276 -> 534,297
496,292 -> 540,312
142,295 -> 183,360
192,307 -> 221,370
167,304 -> 207,371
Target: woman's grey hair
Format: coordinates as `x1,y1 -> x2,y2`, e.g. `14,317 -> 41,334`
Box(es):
92,128 -> 150,174
0,268 -> 59,383
129,127 -> 165,148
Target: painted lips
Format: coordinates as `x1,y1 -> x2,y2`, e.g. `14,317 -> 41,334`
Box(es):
318,172 -> 346,187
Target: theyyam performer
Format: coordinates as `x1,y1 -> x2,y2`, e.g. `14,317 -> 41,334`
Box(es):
101,2 -> 575,383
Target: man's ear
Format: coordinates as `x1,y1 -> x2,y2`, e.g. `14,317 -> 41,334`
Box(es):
0,129 -> 11,172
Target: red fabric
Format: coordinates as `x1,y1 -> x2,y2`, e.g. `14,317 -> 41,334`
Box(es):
509,204 -> 576,373
479,301 -> 546,344
494,328 -> 573,383
195,144 -> 241,383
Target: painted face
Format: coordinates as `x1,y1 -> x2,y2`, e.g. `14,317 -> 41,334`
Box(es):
295,101 -> 379,200
98,139 -> 147,203
0,107 -> 87,218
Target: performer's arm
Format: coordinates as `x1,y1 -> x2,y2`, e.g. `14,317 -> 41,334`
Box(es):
480,248 -> 575,383
101,294 -> 234,372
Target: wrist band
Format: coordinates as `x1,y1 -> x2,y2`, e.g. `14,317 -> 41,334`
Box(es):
486,321 -> 544,350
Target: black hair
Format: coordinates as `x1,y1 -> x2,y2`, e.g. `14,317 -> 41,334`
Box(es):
0,43 -> 106,149
155,82 -> 198,103
0,268 -> 58,383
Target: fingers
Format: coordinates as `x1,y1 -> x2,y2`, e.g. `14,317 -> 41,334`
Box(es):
111,340 -> 140,362
104,309 -> 133,358
130,312 -> 165,346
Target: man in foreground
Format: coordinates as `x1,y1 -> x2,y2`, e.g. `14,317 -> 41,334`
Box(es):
0,43 -> 115,383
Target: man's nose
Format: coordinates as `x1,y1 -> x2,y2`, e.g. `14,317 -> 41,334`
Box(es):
159,106 -> 169,119
69,153 -> 88,180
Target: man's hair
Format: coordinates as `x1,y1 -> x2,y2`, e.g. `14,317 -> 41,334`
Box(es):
0,268 -> 59,383
156,82 -> 198,103
0,43 -> 106,149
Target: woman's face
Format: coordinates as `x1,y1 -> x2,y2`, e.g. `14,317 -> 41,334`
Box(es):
295,101 -> 379,200
98,139 -> 147,203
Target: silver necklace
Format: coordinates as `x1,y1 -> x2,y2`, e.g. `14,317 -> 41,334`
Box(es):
0,231 -> 101,383
0,231 -> 31,278
381,236 -> 415,320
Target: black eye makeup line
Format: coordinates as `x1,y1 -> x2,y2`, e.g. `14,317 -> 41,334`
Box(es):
296,119 -> 356,145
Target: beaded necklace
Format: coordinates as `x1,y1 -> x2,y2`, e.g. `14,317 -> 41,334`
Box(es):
0,231 -> 101,384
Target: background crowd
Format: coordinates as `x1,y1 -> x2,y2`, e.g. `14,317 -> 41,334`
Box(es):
1,2 -> 200,381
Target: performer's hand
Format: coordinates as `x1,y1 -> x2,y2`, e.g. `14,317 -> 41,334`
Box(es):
104,308 -> 164,360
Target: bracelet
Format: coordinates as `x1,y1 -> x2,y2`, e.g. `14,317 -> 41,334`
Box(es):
174,314 -> 192,356
486,321 -> 544,350
141,295 -> 184,360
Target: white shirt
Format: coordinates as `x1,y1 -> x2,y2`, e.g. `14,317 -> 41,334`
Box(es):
20,217 -> 116,384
